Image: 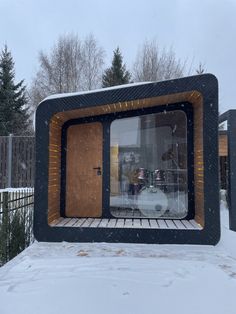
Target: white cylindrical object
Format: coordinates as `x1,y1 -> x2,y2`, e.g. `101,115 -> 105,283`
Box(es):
138,188 -> 168,218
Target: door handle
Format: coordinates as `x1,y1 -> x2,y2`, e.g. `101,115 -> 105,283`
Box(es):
93,166 -> 102,176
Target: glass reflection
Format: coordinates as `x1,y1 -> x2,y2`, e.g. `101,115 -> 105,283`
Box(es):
110,110 -> 188,219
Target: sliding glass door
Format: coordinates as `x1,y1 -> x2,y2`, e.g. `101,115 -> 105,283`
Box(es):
110,110 -> 188,219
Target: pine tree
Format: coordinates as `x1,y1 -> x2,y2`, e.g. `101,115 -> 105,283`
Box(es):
102,47 -> 131,87
0,45 -> 30,135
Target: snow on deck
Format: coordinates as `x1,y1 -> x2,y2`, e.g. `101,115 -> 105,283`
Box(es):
0,206 -> 236,314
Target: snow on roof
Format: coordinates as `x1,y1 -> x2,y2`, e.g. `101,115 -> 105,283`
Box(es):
42,81 -> 154,103
0,206 -> 236,314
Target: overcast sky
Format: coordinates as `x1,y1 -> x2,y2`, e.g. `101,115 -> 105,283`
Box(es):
0,0 -> 235,113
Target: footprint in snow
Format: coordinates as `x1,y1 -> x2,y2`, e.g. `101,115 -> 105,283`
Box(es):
115,249 -> 125,256
77,250 -> 89,257
122,291 -> 130,296
219,264 -> 236,279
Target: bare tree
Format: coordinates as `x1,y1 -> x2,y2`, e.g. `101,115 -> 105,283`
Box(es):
133,40 -> 188,82
81,34 -> 105,90
196,62 -> 206,74
29,33 -> 105,110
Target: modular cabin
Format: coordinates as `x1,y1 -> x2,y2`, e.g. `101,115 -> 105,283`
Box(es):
34,74 -> 220,245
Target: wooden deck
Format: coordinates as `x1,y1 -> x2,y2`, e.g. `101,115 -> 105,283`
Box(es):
50,217 -> 202,230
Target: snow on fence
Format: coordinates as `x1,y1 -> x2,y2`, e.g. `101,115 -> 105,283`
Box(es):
0,136 -> 35,189
0,189 -> 34,265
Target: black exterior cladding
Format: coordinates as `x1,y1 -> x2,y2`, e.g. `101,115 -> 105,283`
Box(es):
219,110 -> 236,232
34,74 -> 220,245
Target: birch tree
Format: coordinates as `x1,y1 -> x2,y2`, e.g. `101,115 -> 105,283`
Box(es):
133,40 -> 187,82
81,34 -> 105,90
29,33 -> 105,110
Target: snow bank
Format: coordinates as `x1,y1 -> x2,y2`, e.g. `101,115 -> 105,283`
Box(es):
0,206 -> 236,314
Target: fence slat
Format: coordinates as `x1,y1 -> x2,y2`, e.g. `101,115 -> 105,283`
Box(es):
0,190 -> 34,266
0,136 -> 35,188
1,192 -> 9,263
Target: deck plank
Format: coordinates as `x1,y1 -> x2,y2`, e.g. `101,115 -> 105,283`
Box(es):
165,220 -> 177,229
98,219 -> 109,228
181,220 -> 195,229
51,217 -> 64,226
107,219 -> 117,228
73,218 -> 87,227
133,219 -> 141,228
158,219 -> 168,229
124,219 -> 133,228
65,218 -> 78,227
51,217 -> 201,231
189,219 -> 202,230
90,218 -> 102,228
141,219 -> 150,228
149,219 -> 159,228
82,218 -> 94,227
116,219 -> 125,228
173,220 -> 186,229
56,218 -> 72,227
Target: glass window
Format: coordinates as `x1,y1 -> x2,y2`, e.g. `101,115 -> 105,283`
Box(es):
110,110 -> 188,219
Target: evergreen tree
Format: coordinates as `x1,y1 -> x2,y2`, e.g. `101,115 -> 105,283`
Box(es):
102,47 -> 131,87
0,45 -> 30,135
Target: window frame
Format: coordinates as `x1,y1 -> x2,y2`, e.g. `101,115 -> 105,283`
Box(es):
60,101 -> 194,220
110,109 -> 190,219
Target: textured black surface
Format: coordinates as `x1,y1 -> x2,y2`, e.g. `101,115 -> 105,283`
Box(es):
34,74 -> 220,245
219,110 -> 236,231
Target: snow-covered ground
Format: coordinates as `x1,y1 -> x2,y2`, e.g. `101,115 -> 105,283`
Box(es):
0,204 -> 236,314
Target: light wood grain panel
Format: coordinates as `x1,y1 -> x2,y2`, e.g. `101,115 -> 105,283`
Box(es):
48,117 -> 62,224
66,122 -> 103,217
192,96 -> 204,227
219,134 -> 228,156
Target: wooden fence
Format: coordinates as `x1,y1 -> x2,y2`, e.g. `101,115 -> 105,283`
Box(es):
0,189 -> 34,265
0,136 -> 35,189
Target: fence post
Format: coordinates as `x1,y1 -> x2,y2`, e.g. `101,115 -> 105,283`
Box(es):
2,192 -> 9,263
7,134 -> 13,188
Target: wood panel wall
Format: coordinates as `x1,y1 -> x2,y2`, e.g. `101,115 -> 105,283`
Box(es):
219,134 -> 228,157
191,95 -> 204,226
48,91 -> 204,226
48,116 -> 63,224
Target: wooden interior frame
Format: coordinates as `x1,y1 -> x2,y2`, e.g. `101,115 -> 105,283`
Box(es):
47,91 -> 204,226
219,132 -> 228,157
